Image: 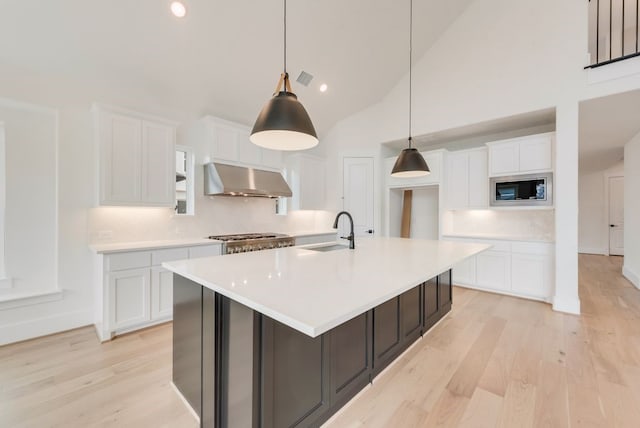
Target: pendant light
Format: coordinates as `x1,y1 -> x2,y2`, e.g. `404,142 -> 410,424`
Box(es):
391,0 -> 430,178
250,0 -> 318,151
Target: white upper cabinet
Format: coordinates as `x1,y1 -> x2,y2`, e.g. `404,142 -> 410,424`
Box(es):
445,147 -> 488,210
385,149 -> 444,188
286,154 -> 326,210
201,116 -> 283,169
95,105 -> 176,207
141,121 -> 175,205
487,133 -> 554,177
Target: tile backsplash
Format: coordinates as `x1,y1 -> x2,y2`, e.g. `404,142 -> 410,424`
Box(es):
441,209 -> 555,242
88,197 -> 334,243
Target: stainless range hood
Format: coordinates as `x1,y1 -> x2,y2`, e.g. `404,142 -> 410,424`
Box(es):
204,162 -> 292,198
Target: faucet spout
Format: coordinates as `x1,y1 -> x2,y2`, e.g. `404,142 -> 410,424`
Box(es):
333,211 -> 355,249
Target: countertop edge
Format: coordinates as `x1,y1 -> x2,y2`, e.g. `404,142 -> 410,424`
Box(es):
441,234 -> 555,243
90,239 -> 223,254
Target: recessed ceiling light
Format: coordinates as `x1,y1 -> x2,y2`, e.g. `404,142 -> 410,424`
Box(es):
170,1 -> 187,18
319,83 -> 328,93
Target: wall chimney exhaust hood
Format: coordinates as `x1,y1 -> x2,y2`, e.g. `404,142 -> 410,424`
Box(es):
204,162 -> 292,198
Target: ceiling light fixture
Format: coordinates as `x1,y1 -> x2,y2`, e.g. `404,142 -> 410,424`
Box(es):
391,0 -> 430,178
170,1 -> 187,18
250,0 -> 318,151
319,83 -> 328,93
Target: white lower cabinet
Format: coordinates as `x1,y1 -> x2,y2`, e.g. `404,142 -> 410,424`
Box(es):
96,243 -> 222,341
475,250 -> 511,292
447,237 -> 554,302
452,256 -> 476,285
511,251 -> 554,299
109,268 -> 151,330
151,266 -> 174,320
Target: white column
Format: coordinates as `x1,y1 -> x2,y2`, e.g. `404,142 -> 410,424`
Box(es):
553,103 -> 580,314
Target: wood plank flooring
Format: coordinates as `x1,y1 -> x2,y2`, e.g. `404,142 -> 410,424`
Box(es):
1,254 -> 639,427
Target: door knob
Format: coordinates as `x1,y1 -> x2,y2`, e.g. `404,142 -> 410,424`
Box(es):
367,229 -> 374,234
610,224 -> 615,227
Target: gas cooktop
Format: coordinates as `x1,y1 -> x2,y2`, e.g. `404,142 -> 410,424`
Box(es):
207,233 -> 288,242
207,233 -> 295,254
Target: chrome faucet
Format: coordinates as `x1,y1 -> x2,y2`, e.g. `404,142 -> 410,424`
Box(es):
333,211 -> 355,249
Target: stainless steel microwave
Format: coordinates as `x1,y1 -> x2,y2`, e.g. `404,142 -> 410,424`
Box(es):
490,173 -> 553,207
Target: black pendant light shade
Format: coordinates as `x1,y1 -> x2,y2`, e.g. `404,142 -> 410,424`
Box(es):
250,88 -> 318,151
391,145 -> 430,178
391,0 -> 430,178
250,0 -> 318,151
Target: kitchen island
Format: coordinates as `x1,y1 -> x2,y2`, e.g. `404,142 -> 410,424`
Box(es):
163,237 -> 489,428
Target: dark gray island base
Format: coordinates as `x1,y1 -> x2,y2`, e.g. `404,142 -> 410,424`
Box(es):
172,270 -> 452,428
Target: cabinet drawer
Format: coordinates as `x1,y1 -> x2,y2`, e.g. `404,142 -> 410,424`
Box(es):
188,245 -> 222,259
151,248 -> 189,266
511,241 -> 554,255
107,251 -> 151,272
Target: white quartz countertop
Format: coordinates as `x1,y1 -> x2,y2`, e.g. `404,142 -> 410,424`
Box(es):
441,233 -> 555,243
163,237 -> 490,337
90,238 -> 222,254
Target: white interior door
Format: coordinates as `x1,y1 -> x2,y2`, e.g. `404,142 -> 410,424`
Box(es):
609,176 -> 624,256
343,157 -> 375,237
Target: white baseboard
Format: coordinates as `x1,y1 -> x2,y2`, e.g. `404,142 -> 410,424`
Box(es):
623,265 -> 640,290
552,295 -> 581,315
578,247 -> 608,256
0,309 -> 93,346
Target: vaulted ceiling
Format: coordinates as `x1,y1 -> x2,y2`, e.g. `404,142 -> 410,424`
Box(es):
0,0 -> 475,134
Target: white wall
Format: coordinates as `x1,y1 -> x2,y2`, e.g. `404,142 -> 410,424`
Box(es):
578,161 -> 624,254
624,132 -> 640,288
321,0 -> 591,314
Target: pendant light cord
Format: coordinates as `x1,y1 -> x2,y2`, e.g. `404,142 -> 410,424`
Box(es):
284,0 -> 287,75
408,0 -> 413,149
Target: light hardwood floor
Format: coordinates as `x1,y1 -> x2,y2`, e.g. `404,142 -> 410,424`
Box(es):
2,254 -> 639,427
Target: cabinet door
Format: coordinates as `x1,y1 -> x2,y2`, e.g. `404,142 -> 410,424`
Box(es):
151,266 -> 173,320
372,296 -> 402,376
261,148 -> 283,169
211,122 -> 239,161
489,141 -> 519,176
511,253 -> 553,299
439,270 -> 453,310
519,134 -> 553,173
446,152 -> 469,209
141,121 -> 175,206
401,285 -> 422,344
100,112 -> 142,204
476,251 -> 511,292
452,256 -> 476,285
261,318 -> 330,428
236,128 -> 262,166
468,149 -> 488,208
329,312 -> 372,407
423,278 -> 439,331
109,268 -> 151,330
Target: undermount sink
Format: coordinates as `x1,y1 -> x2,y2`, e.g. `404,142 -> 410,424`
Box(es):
307,244 -> 349,252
